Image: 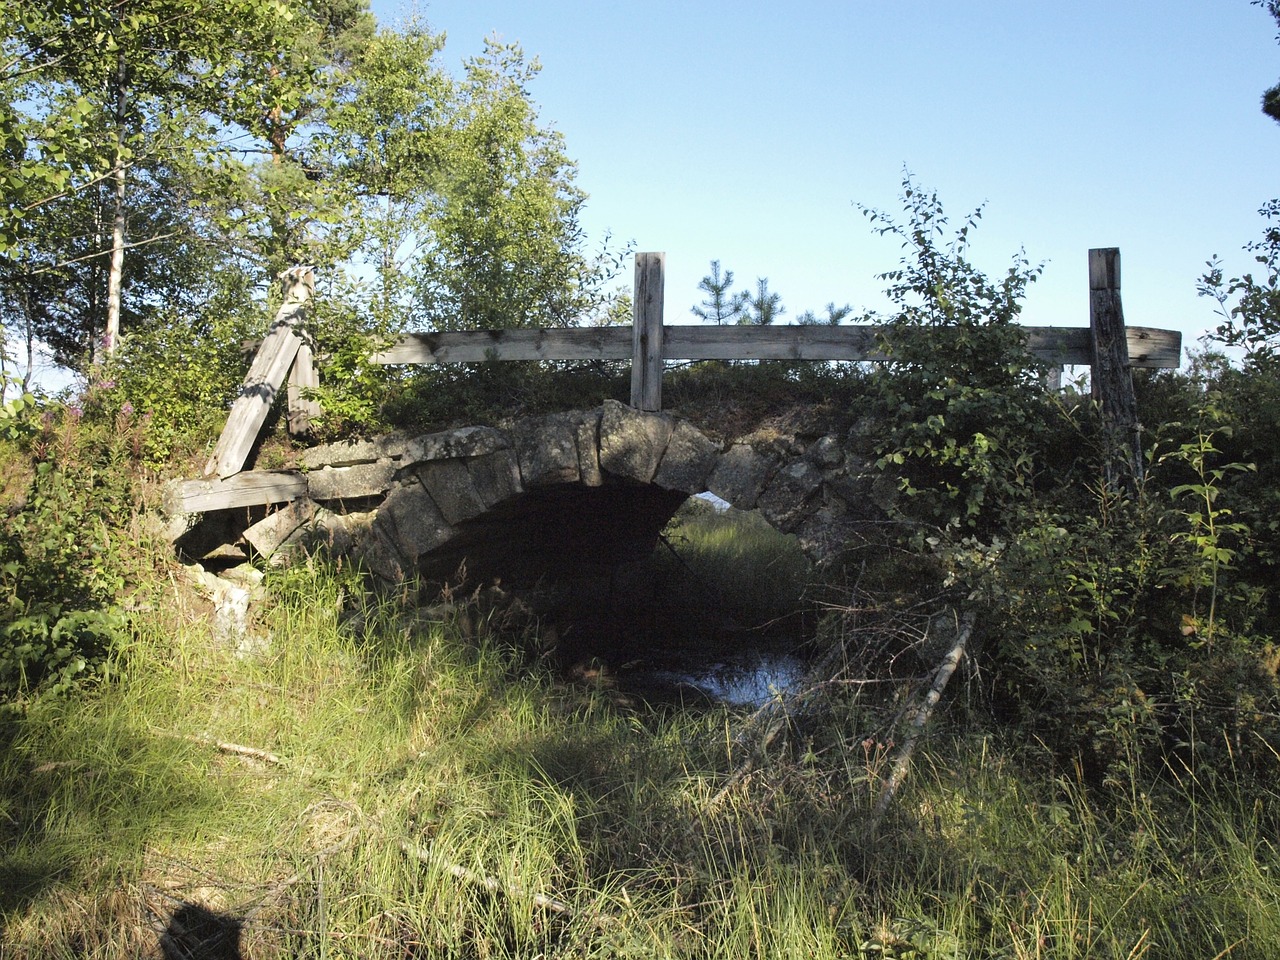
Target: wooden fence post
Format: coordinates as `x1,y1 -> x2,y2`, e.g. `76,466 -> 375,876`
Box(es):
631,252 -> 665,411
203,266 -> 314,478
287,337 -> 321,436
1089,248 -> 1143,487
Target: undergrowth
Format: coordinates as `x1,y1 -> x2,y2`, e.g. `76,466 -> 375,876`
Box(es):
1,557 -> 1278,959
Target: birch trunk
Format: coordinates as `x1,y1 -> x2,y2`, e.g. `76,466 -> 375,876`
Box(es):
104,51 -> 129,359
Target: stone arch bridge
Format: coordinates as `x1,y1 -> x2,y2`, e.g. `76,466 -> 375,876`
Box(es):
169,249 -> 1181,587
169,399 -> 885,587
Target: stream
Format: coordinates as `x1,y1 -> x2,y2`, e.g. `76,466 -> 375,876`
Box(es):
617,648 -> 808,708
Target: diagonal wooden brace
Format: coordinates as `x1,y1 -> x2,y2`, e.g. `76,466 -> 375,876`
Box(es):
204,266 -> 314,478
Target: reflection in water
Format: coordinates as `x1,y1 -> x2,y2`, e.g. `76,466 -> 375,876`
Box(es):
626,650 -> 807,708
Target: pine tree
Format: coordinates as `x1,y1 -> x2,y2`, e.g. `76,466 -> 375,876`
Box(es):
691,260 -> 747,324
798,302 -> 854,325
743,277 -> 784,325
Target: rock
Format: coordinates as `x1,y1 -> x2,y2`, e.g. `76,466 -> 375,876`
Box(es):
300,432 -> 414,469
403,425 -> 510,463
219,563 -> 266,593
706,443 -> 777,509
511,412 -> 582,486
417,459 -> 488,525
354,524 -> 410,583
757,460 -> 824,533
306,460 -> 397,501
374,483 -> 455,560
575,410 -> 604,487
169,402 -> 904,586
598,399 -> 673,483
184,564 -> 259,649
243,498 -> 317,560
653,419 -> 721,493
307,508 -> 373,558
794,507 -> 870,565
466,449 -> 524,508
808,434 -> 844,468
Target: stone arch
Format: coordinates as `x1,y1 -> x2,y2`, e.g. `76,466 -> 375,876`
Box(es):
175,399 -> 890,581
288,399 -> 890,587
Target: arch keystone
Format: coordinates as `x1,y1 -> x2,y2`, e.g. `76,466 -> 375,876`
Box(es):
599,399 -> 674,483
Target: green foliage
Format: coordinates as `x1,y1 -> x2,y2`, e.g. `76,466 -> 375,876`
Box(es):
1199,199 -> 1280,371
742,276 -> 785,325
656,499 -> 812,639
380,359 -> 630,431
103,302 -> 260,467
6,4 -> 627,433
302,291 -> 403,438
415,38 -> 617,332
0,403 -> 135,702
859,175 -> 1048,533
1,0 -> 311,366
1159,420 -> 1255,646
923,386 -> 1280,777
691,259 -> 748,324
0,377 -> 40,443
797,301 -> 853,326
851,179 -> 1280,780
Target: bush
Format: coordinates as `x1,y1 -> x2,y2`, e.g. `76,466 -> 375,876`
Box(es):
857,177 -> 1051,535
853,180 -> 1280,782
106,307 -> 260,469
0,388 -> 137,704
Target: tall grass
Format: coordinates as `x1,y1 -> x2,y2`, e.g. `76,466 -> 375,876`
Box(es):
652,500 -> 813,641
3,556 -> 1279,958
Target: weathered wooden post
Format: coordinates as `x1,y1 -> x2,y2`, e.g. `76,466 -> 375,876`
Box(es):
287,337 -> 321,436
631,252 -> 665,411
1089,248 -> 1143,488
204,266 -> 314,478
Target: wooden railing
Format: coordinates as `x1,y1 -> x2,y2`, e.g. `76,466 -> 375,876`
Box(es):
372,250 -> 1180,412
203,250 -> 1181,480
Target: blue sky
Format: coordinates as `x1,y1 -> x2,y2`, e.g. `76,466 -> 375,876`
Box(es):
373,0 -> 1279,356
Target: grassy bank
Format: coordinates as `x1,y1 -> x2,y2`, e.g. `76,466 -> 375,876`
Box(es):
3,555 -> 1278,959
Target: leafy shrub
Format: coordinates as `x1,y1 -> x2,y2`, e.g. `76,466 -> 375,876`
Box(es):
0,388 -> 139,704
858,177 -> 1051,534
1,462 -> 125,701
106,307 -> 260,468
1199,198 -> 1280,371
853,180 -> 1280,781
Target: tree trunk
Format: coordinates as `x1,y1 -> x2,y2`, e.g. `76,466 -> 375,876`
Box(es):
104,51 -> 129,360
22,284 -> 35,393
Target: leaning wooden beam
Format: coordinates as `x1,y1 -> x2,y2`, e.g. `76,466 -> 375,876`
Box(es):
204,267 -> 315,478
370,324 -> 1180,369
286,337 -> 321,437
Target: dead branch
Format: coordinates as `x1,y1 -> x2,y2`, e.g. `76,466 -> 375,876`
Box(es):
174,732 -> 288,766
867,609 -> 975,834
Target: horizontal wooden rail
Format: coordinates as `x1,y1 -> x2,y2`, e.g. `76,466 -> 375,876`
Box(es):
371,323 -> 1181,369
200,249 -> 1180,481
